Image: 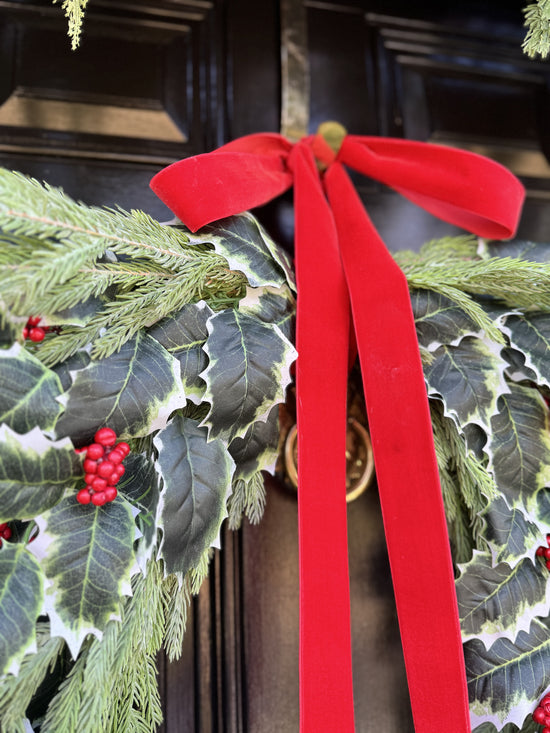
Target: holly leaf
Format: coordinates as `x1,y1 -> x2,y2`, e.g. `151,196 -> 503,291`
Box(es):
424,336 -> 510,433
239,285 -> 296,343
0,425 -> 81,521
0,343 -> 63,434
502,312 -> 550,390
481,496 -> 547,568
488,383 -> 550,515
466,617 -> 550,730
196,213 -> 295,290
228,406 -> 280,482
201,310 -> 296,442
147,301 -> 213,404
30,493 -> 135,657
118,452 -> 160,570
412,289 -> 483,350
0,543 -> 43,675
457,550 -> 550,645
154,415 -> 234,575
482,239 -> 550,263
54,331 -> 187,445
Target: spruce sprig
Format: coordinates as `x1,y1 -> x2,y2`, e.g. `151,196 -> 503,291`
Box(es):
523,0 -> 550,58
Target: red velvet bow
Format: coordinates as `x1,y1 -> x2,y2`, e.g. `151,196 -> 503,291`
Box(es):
151,126 -> 525,733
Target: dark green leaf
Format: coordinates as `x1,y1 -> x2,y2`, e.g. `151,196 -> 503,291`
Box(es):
466,617 -> 550,730
412,289 -> 481,350
503,312 -> 550,389
147,301 -> 212,403
155,415 -> 234,575
239,285 -> 295,343
118,452 -> 160,569
32,493 -> 135,657
197,213 -> 295,289
55,331 -> 187,445
0,344 -> 63,433
488,384 -> 550,515
0,426 -> 81,521
202,310 -> 296,442
457,551 -> 550,644
424,336 -> 509,432
0,544 -> 43,675
228,406 -> 280,482
483,239 -> 550,263
482,496 -> 545,567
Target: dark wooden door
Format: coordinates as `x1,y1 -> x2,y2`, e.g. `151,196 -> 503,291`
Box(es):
2,1 -> 550,731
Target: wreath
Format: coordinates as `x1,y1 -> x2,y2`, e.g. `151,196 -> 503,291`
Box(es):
2,167 -> 550,732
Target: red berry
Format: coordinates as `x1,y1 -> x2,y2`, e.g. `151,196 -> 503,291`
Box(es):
91,477 -> 108,492
76,489 -> 92,505
537,546 -> 545,556
534,707 -> 546,724
22,327 -> 29,339
86,443 -> 105,460
94,428 -> 117,447
115,442 -> 130,457
545,560 -> 550,571
27,316 -> 41,327
113,463 -> 125,479
104,486 -> 117,502
75,446 -> 87,454
91,492 -> 107,506
84,473 -> 96,485
544,700 -> 550,715
543,726 -> 550,733
2,527 -> 11,540
83,458 -> 98,474
544,547 -> 550,560
97,460 -> 115,478
0,523 -> 7,532
29,327 -> 46,342
107,449 -> 124,464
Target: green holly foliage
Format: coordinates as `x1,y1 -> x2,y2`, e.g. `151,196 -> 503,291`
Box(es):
399,237 -> 550,732
0,168 -> 297,732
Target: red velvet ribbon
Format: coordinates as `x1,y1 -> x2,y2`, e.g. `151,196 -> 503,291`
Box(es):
150,131 -> 524,732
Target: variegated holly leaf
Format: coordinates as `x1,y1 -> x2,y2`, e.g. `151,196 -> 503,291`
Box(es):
51,350 -> 91,392
481,496 -> 547,567
472,715 -> 540,733
239,285 -> 295,343
411,289 -> 482,351
55,331 -> 187,445
118,452 -> 160,570
228,406 -> 280,482
0,543 -> 43,675
30,493 -> 135,657
155,415 -> 234,575
201,310 -> 296,442
488,383 -> 550,515
466,616 -> 550,730
482,239 -> 550,263
501,346 -> 538,384
147,301 -> 213,404
424,336 -> 510,432
501,313 -> 550,390
196,213 -> 295,290
457,550 -> 550,645
0,343 -> 63,434
0,425 -> 81,521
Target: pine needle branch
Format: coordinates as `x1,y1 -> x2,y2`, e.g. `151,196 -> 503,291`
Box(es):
53,0 -> 90,50
523,0 -> 550,58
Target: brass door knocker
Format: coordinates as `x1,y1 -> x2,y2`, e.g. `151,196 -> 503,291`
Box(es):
284,417 -> 374,502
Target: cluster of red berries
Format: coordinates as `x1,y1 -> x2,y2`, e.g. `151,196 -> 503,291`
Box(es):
533,692 -> 550,730
535,534 -> 550,570
22,316 -> 60,343
76,428 -> 130,507
0,523 -> 12,547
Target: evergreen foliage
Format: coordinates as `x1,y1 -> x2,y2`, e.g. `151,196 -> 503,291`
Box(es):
524,0 -> 550,58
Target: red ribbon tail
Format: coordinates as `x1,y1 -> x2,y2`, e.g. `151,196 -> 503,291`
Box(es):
325,162 -> 471,733
291,145 -> 356,732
